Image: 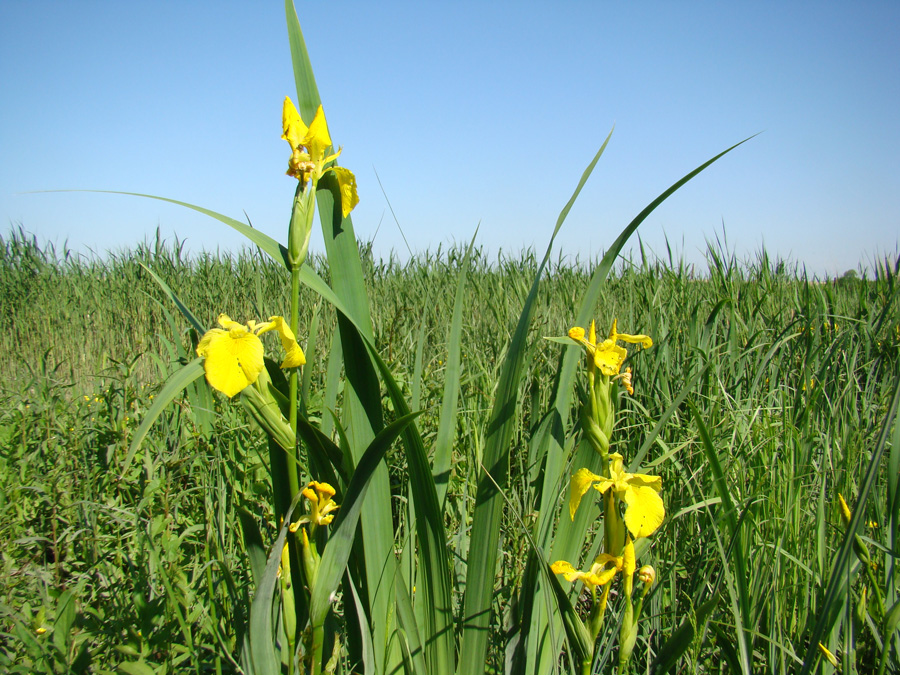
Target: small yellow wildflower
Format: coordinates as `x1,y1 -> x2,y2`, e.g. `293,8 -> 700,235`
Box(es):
569,319 -> 652,376
196,314 -> 305,398
570,453 -> 664,538
282,97 -> 359,217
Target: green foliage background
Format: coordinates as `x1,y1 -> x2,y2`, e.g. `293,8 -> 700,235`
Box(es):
1,227 -> 898,673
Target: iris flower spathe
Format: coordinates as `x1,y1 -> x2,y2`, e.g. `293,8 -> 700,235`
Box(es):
570,453 -> 665,538
196,314 -> 305,398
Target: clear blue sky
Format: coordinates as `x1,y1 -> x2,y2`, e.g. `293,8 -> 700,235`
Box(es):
2,2 -> 898,276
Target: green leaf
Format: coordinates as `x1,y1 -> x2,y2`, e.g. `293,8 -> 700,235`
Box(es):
458,136 -> 611,674
284,5 -> 398,668
139,263 -> 205,335
310,411 -> 424,626
116,661 -> 158,675
650,593 -> 719,674
246,495 -> 302,675
433,227 -> 478,506
238,508 -> 268,589
43,190 -> 289,268
52,590 -> 76,656
800,372 -> 900,674
121,359 -> 205,478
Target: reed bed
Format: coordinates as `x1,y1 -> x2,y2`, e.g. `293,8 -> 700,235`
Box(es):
1,226 -> 898,673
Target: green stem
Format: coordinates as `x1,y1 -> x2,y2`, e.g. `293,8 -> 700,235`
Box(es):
288,264 -> 302,502
310,623 -> 325,675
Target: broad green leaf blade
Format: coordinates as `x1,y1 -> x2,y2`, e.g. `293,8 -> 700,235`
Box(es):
238,508 -> 268,589
294,260 -> 456,673
395,581 -> 428,675
365,336 -> 457,674
310,411 -> 423,626
121,358 -> 205,478
52,591 -> 76,656
458,137 -> 610,674
285,6 -> 397,669
296,413 -> 347,486
246,497 -> 301,675
46,190 -> 289,268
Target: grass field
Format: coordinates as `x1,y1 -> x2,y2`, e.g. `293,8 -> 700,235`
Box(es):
1,225 -> 898,674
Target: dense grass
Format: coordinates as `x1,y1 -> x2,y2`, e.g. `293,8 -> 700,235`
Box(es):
1,226 -> 898,673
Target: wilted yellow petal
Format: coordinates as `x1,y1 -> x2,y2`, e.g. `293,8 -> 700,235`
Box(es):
623,485 -> 665,538
570,467 -> 603,520
331,166 -> 359,217
638,565 -> 656,585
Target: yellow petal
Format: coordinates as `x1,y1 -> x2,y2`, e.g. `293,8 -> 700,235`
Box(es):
588,320 -> 597,345
623,537 -> 636,576
568,326 -> 586,341
550,560 -> 579,582
837,493 -> 852,526
623,485 -> 665,538
282,97 -> 308,149
638,565 -> 656,585
197,325 -> 264,398
262,316 -> 306,369
217,313 -> 242,330
616,332 -> 653,349
569,467 -> 602,520
626,470 -> 663,492
818,643 -> 838,667
594,340 -> 627,376
331,166 -> 359,217
305,104 -> 332,163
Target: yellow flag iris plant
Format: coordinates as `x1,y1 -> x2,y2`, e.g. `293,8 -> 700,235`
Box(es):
551,319 -> 661,674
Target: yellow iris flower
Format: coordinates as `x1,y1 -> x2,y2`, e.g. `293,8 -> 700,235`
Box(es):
551,553 -> 623,591
282,97 -> 359,218
196,314 -> 306,398
568,319 -> 652,376
551,537 -> 635,590
290,481 -> 340,529
569,453 -> 664,538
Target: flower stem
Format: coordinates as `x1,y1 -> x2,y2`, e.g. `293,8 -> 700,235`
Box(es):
288,263 -> 302,503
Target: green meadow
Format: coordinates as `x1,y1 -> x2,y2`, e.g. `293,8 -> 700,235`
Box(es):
1,227 -> 898,674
